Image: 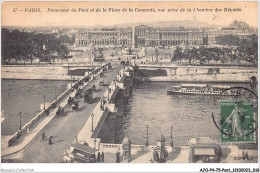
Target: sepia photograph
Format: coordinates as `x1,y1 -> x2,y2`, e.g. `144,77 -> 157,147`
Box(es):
0,0 -> 259,172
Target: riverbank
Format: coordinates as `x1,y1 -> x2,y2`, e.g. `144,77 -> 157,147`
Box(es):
1,65 -> 94,80
135,65 -> 257,83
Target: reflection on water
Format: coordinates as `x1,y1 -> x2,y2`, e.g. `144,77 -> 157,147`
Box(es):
1,79 -> 69,135
120,82 -> 257,146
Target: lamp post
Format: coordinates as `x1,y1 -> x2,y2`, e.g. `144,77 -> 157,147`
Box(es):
170,125 -> 173,148
146,125 -> 149,146
19,112 -> 22,130
71,76 -> 72,88
91,113 -> 94,132
107,87 -> 110,101
43,94 -> 45,110
54,86 -> 57,100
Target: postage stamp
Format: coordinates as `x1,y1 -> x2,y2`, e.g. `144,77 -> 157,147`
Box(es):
220,100 -> 255,143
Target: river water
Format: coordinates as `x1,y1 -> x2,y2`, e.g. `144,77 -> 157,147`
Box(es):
1,79 -> 69,136
1,79 -> 257,146
118,82 -> 258,146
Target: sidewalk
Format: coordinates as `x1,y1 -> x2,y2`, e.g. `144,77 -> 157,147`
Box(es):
1,69 -> 103,157
76,67 -> 126,147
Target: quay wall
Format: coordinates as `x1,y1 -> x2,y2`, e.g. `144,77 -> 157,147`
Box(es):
1,65 -> 94,80
136,65 -> 257,82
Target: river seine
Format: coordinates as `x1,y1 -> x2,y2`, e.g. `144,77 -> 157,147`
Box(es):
2,79 -> 257,146
118,82 -> 257,146
1,79 -> 69,136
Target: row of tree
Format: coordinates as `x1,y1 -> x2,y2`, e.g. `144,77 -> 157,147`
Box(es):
171,35 -> 258,66
1,29 -> 71,64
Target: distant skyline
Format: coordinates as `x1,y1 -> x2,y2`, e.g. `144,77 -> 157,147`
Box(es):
2,1 -> 258,27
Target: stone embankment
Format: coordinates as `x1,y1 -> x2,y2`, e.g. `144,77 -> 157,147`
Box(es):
136,65 -> 257,83
1,65 -> 93,80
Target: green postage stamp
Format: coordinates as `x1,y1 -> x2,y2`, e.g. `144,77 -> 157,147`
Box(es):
220,100 -> 255,143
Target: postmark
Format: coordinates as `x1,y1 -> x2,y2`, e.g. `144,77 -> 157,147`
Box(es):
220,100 -> 255,143
211,86 -> 257,144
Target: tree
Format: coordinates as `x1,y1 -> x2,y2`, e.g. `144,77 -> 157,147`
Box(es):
57,45 -> 69,63
171,47 -> 183,63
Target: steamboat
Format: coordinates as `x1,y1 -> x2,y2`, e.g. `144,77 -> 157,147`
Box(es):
167,84 -> 237,96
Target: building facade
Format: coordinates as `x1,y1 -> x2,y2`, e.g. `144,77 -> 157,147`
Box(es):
75,27 -> 132,46
75,25 -> 203,47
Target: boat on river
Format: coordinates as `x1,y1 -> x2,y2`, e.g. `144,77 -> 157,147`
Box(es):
167,84 -> 237,96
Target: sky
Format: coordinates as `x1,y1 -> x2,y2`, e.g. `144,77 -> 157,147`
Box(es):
1,1 -> 258,27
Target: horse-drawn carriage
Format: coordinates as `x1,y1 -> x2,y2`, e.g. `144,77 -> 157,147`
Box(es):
99,80 -> 104,86
91,85 -> 96,91
68,97 -> 74,105
72,102 -> 79,110
102,68 -> 107,73
108,63 -> 112,70
72,84 -> 79,92
75,88 -> 84,98
78,80 -> 84,86
85,76 -> 90,82
84,89 -> 93,104
56,106 -> 65,117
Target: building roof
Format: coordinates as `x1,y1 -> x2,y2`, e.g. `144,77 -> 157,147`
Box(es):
194,148 -> 215,156
187,137 -> 218,145
71,143 -> 97,154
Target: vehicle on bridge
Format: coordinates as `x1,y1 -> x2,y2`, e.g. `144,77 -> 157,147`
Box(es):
84,89 -> 93,104
56,106 -> 65,117
75,88 -> 84,98
72,102 -> 79,111
68,97 -> 75,105
63,143 -> 97,163
108,63 -> 112,70
91,85 -> 96,91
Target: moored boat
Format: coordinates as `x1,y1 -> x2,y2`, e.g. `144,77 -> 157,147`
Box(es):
167,84 -> 237,96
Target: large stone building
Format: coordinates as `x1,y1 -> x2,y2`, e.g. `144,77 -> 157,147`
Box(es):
75,25 -> 203,47
75,27 -> 132,46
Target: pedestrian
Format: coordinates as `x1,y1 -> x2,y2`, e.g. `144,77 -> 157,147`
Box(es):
245,151 -> 249,160
153,149 -> 157,162
115,152 -> 120,163
49,135 -> 52,145
156,150 -> 159,163
101,152 -> 104,162
26,125 -> 30,134
42,132 -> 46,141
97,152 -> 101,162
75,136 -> 78,143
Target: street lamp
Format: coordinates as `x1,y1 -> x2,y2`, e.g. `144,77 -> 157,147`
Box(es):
146,125 -> 149,146
54,86 -> 57,100
91,113 -> 94,132
19,112 -> 22,130
170,125 -> 173,148
43,94 -> 45,110
107,87 -> 110,101
71,76 -> 72,88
